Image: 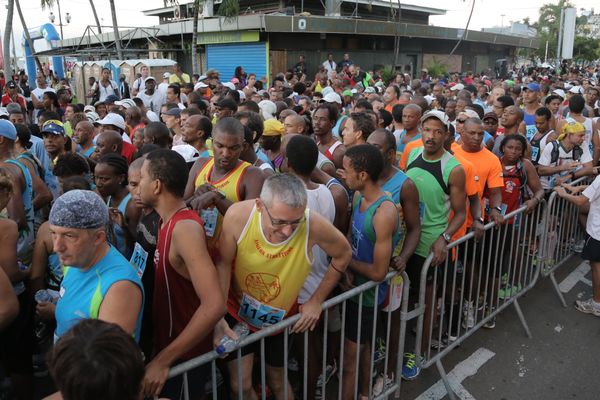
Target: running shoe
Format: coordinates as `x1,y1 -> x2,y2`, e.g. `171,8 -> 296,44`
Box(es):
316,359 -> 337,387
372,372 -> 394,396
401,353 -> 421,380
462,301 -> 475,329
575,298 -> 600,317
498,283 -> 522,299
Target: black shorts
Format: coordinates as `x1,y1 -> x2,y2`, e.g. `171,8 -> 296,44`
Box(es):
582,235 -> 600,262
223,314 -> 289,368
344,300 -> 378,345
0,292 -> 34,375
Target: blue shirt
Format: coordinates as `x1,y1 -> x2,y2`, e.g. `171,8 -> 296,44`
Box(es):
55,245 -> 144,342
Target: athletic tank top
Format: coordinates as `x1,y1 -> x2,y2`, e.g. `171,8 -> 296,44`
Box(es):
350,194 -> 400,307
529,130 -> 553,165
46,252 -> 62,290
395,129 -> 422,163
299,184 -> 335,304
382,169 -> 408,255
501,163 -> 526,224
227,205 -> 311,331
321,140 -> 342,162
55,245 -> 144,342
194,158 -> 251,256
6,159 -> 34,266
107,193 -> 133,259
153,208 -> 210,358
406,148 -> 460,258
523,111 -> 536,140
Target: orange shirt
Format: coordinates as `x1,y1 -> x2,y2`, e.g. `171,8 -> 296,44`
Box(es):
450,152 -> 479,241
399,139 -> 423,171
452,142 -> 504,227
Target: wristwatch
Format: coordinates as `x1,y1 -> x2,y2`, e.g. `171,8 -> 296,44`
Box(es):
441,232 -> 452,243
492,206 -> 502,213
476,217 -> 485,224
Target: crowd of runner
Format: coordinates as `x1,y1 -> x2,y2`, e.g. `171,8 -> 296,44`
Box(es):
0,57 -> 599,400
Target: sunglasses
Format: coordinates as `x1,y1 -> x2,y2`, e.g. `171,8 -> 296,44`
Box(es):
263,205 -> 305,228
456,119 -> 467,123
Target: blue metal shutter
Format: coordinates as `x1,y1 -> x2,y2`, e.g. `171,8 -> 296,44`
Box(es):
206,42 -> 267,81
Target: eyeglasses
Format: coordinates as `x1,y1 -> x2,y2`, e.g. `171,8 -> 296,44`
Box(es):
456,119 -> 467,123
263,205 -> 305,228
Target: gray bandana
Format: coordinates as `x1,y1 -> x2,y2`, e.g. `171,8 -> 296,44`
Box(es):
49,190 -> 109,229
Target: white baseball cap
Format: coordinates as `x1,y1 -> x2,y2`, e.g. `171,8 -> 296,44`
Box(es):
194,82 -> 208,90
222,82 -> 236,91
421,110 -> 450,130
96,113 -> 126,130
323,92 -> 342,104
552,89 -> 566,99
114,99 -> 136,109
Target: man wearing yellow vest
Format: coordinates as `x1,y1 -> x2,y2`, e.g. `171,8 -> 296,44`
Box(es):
184,117 -> 265,262
214,174 -> 352,400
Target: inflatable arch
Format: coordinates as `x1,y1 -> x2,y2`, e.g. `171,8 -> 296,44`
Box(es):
23,23 -> 65,88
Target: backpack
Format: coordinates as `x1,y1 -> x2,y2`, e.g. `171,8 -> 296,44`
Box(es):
550,140 -> 582,165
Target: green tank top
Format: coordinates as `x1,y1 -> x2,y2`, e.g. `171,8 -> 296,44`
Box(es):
406,148 -> 460,257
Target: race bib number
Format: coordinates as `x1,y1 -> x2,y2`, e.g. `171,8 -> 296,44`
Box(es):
130,242 -> 149,278
531,146 -> 539,162
238,293 -> 285,329
201,207 -> 218,237
525,125 -> 537,141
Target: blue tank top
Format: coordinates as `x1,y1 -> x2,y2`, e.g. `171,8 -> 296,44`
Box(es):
6,159 -> 34,265
47,252 -> 63,290
523,112 -> 536,140
333,115 -> 348,138
55,245 -> 144,342
382,169 -> 408,250
350,194 -> 400,307
108,193 -> 133,259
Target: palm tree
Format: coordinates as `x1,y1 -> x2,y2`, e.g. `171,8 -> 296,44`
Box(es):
168,0 -> 239,75
89,0 -> 102,34
3,0 -> 14,74
15,0 -> 44,77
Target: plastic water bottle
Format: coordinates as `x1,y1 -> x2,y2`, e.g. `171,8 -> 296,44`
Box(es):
215,322 -> 250,355
35,289 -> 59,305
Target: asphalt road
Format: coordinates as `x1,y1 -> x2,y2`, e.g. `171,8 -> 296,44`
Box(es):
400,255 -> 600,400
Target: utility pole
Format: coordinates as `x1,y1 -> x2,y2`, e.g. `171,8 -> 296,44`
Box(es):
557,7 -> 564,65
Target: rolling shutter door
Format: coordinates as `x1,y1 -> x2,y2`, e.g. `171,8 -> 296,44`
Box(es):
206,42 -> 268,81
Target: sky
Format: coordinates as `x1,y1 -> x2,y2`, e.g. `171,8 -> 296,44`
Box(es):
0,0 -> 597,57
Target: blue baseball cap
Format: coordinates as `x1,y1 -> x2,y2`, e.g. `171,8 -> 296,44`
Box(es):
41,120 -> 65,136
524,82 -> 540,92
0,120 -> 17,141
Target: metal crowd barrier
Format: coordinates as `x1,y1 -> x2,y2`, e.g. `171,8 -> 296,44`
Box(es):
166,270 -> 410,400
539,176 -> 590,307
412,201 -> 546,400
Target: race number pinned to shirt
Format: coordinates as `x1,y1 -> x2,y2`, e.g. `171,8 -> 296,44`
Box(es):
201,207 -> 218,237
238,293 -> 285,329
525,125 -> 537,141
130,242 -> 149,278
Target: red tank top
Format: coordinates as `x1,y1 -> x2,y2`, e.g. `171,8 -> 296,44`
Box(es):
501,164 -> 524,224
153,208 -> 211,359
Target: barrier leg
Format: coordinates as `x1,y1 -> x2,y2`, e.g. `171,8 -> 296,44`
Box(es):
549,271 -> 568,308
435,359 -> 458,400
512,299 -> 532,339
183,372 -> 190,400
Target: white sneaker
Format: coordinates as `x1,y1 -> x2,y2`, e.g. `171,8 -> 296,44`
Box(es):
462,301 -> 475,329
316,359 -> 337,386
372,372 -> 394,396
575,298 -> 600,316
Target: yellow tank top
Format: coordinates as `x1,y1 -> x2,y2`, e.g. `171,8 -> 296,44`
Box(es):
194,158 -> 251,252
227,205 -> 312,330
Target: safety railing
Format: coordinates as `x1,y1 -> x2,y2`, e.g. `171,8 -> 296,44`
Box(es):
166,270 -> 410,400
539,176 -> 590,307
412,201 -> 546,400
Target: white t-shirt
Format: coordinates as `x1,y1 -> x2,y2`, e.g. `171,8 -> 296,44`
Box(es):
583,175 -> 600,240
136,90 -> 166,114
157,82 -> 169,95
31,86 -> 55,101
538,141 -> 593,189
92,81 -> 119,102
298,184 -> 336,304
132,77 -> 146,94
